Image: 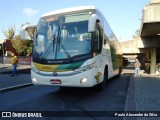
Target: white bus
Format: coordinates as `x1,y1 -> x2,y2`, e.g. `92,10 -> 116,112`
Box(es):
21,6 -> 123,90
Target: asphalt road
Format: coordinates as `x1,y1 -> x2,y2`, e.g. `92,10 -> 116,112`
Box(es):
0,75 -> 130,120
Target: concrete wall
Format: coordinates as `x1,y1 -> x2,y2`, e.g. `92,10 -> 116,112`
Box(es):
0,40 -> 4,44
140,36 -> 160,48
143,5 -> 160,23
121,36 -> 160,54
150,0 -> 160,4
121,40 -> 140,54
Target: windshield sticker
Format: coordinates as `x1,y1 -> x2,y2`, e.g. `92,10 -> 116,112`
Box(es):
47,17 -> 54,22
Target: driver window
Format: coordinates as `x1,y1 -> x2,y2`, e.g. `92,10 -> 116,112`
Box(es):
94,28 -> 100,50
93,25 -> 103,56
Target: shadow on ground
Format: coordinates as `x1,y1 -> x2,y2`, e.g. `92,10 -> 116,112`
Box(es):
0,68 -> 31,74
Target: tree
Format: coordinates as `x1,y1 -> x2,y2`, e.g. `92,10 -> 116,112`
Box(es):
133,29 -> 140,39
12,35 -> 27,55
12,34 -> 32,56
25,40 -> 32,56
27,28 -> 35,40
2,23 -> 15,40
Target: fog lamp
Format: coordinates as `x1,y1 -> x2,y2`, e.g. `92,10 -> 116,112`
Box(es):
32,78 -> 37,83
80,78 -> 88,84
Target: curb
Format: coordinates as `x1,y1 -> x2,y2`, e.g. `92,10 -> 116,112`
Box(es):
0,69 -> 31,74
124,76 -> 134,111
123,76 -> 137,120
124,76 -> 136,110
0,83 -> 33,93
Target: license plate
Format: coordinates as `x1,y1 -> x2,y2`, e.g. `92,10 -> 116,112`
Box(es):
50,79 -> 61,84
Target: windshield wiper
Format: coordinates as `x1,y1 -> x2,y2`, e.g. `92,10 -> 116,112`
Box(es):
55,28 -> 71,59
59,40 -> 71,59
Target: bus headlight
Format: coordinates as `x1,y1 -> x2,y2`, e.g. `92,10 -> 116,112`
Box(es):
80,78 -> 88,84
74,62 -> 95,73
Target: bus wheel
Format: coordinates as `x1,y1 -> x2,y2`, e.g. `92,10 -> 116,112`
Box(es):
96,79 -> 106,91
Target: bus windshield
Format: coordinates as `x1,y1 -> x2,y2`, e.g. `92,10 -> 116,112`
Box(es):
33,12 -> 92,60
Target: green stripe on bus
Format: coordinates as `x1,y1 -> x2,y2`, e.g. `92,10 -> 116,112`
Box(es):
55,61 -> 85,70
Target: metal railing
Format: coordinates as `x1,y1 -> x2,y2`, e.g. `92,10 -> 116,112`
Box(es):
0,56 -> 31,65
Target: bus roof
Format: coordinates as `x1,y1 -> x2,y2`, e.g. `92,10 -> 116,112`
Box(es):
42,6 -> 96,17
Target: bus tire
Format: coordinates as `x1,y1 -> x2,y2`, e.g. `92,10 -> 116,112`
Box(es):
96,66 -> 108,91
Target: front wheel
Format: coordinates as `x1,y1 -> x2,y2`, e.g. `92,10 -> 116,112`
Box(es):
96,78 -> 106,91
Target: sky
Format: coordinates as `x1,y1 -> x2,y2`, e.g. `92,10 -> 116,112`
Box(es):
0,0 -> 149,41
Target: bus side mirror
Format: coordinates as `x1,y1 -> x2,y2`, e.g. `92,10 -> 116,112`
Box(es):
20,24 -> 37,40
93,39 -> 99,51
93,29 -> 100,51
88,14 -> 99,32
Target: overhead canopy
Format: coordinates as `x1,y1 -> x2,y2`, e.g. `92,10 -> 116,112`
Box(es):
141,22 -> 160,36
140,3 -> 160,37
